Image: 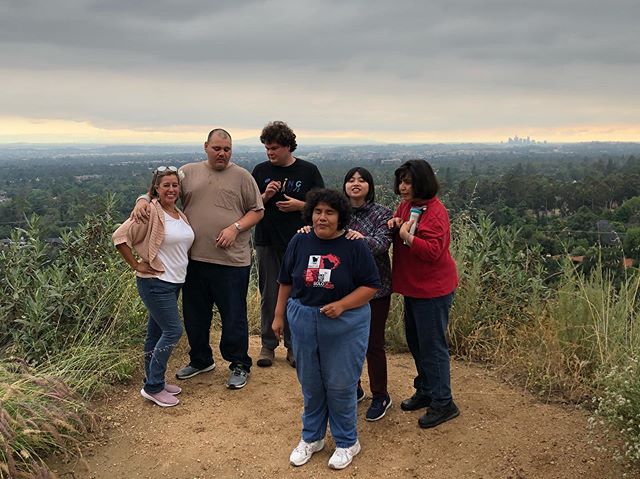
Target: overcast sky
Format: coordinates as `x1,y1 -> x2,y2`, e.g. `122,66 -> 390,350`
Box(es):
1,0 -> 638,143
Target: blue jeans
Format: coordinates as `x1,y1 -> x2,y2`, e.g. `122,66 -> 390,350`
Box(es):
182,260 -> 252,371
404,293 -> 455,408
136,277 -> 184,394
287,298 -> 370,448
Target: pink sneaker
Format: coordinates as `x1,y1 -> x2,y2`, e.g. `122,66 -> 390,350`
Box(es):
140,388 -> 179,407
164,384 -> 182,395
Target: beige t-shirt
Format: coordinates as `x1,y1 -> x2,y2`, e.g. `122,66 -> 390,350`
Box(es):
179,161 -> 263,267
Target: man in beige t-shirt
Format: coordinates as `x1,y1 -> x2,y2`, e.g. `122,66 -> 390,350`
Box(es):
134,129 -> 264,390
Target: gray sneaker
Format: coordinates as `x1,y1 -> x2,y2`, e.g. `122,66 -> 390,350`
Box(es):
226,366 -> 250,389
175,362 -> 215,380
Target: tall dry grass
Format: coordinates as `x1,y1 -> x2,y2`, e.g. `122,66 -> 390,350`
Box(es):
1,196 -> 145,477
446,211 -> 640,459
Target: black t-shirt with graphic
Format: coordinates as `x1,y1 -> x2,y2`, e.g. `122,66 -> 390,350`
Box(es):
252,158 -> 324,249
278,232 -> 381,307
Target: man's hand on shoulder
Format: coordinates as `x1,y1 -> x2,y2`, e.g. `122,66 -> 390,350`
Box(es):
130,197 -> 151,224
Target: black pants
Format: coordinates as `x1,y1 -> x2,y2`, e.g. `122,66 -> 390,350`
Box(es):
182,260 -> 252,371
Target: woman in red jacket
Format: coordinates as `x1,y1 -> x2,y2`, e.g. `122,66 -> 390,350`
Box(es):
387,159 -> 459,428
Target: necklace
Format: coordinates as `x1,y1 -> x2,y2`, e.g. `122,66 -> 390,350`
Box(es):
160,203 -> 179,218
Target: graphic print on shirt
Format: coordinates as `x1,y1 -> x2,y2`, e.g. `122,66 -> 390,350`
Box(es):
305,254 -> 341,289
263,177 -> 303,194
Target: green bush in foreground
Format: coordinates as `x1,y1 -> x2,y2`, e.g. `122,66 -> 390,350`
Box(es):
0,196 -> 145,477
2,203 -> 640,476
593,356 -> 640,462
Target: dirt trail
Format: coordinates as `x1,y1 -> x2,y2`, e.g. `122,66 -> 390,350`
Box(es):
50,337 -> 635,479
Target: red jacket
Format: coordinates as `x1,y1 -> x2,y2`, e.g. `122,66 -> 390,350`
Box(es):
391,196 -> 458,298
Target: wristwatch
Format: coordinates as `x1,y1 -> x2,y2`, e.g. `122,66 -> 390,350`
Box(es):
234,222 -> 242,231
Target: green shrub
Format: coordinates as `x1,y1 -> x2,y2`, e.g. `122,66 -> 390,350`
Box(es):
0,195 -> 146,477
593,357 -> 640,462
449,211 -> 548,359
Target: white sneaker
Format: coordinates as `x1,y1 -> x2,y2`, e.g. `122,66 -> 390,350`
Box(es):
289,438 -> 325,466
328,440 -> 361,470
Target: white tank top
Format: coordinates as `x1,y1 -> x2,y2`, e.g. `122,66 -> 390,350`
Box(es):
157,212 -> 195,284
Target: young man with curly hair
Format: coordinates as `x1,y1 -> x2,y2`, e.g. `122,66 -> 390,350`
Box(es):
251,121 -> 324,368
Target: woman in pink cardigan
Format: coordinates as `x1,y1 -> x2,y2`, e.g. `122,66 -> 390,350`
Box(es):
112,167 -> 194,407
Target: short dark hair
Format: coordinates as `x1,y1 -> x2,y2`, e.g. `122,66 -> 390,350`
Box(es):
302,189 -> 351,231
393,159 -> 439,200
343,166 -> 376,203
207,128 -> 232,142
260,121 -> 297,152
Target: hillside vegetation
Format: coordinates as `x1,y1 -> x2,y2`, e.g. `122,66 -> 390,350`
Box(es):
1,197 -> 639,477
4,144 -> 640,477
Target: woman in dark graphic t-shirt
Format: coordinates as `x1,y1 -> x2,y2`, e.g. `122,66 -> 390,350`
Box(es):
272,189 -> 380,471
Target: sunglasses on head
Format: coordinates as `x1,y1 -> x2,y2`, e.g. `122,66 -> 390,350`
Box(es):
154,166 -> 178,174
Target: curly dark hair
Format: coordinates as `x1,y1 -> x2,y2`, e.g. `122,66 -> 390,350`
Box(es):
302,189 -> 351,231
393,159 -> 439,200
259,121 -> 297,152
343,166 -> 376,203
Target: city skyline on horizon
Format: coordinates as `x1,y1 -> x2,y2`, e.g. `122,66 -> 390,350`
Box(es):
1,1 -> 638,145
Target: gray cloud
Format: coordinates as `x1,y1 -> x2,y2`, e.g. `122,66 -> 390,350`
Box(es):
1,0 -> 638,137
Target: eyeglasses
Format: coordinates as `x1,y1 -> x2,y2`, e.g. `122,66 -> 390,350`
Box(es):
154,166 -> 178,174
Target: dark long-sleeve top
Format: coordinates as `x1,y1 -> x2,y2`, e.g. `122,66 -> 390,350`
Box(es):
348,201 -> 392,299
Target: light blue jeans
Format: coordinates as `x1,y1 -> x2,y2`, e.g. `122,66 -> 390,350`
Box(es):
287,298 -> 370,448
136,278 -> 184,394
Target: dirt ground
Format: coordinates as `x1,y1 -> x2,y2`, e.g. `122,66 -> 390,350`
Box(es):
50,337 -> 637,479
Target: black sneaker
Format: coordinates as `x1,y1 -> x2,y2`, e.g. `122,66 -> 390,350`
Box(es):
366,395 -> 392,421
400,392 -> 431,411
418,400 -> 459,428
356,385 -> 366,403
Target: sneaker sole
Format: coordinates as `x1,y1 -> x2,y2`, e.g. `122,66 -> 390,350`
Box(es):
418,408 -> 460,429
357,393 -> 366,403
365,398 -> 393,422
226,380 -> 247,390
328,442 -> 361,470
226,372 -> 250,390
140,389 -> 179,407
290,442 -> 325,466
175,363 -> 216,380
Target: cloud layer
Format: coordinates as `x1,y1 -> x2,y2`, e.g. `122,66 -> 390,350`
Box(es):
1,0 -> 639,141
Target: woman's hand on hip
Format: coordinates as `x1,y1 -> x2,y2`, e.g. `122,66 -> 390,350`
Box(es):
319,301 -> 345,319
135,261 -> 159,275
